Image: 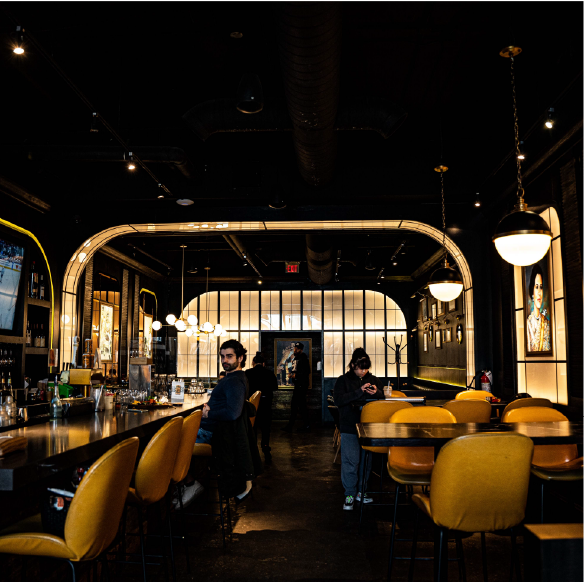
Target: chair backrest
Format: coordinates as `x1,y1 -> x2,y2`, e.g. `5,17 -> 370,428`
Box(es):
248,390 -> 261,427
443,399 -> 491,423
327,405 -> 340,426
502,407 -> 577,466
391,390 -> 407,397
455,390 -> 493,401
172,410 -> 202,484
502,398 -> 553,419
429,433 -> 533,532
388,407 -> 457,472
361,401 -> 413,453
134,416 -> 184,505
64,437 -> 139,561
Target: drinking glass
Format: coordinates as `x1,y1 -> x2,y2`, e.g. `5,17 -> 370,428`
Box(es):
383,385 -> 392,398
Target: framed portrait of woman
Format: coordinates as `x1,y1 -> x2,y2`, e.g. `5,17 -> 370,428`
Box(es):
435,329 -> 442,349
431,303 -> 437,320
448,298 -> 457,313
437,300 -> 445,317
421,298 -> 428,321
523,253 -> 553,356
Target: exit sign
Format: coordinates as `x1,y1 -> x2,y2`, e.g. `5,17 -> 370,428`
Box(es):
285,262 -> 300,273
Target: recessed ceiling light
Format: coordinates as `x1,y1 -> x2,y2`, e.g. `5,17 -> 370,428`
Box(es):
176,199 -> 194,206
157,194 -> 165,199
230,32 -> 243,39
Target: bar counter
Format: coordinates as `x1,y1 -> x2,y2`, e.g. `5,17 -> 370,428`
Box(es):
0,395 -> 209,491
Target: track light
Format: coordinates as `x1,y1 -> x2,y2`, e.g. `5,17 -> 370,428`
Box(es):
90,112 -> 99,133
474,193 -> 481,207
236,73 -> 264,114
127,152 -> 136,171
365,250 -> 376,270
268,188 -> 286,209
516,141 -> 526,160
545,108 -> 554,129
12,26 -> 25,54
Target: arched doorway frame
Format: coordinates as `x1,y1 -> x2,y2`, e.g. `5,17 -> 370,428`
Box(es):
60,219 -> 475,385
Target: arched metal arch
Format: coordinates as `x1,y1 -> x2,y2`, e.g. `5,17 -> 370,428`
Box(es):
60,220 -> 474,385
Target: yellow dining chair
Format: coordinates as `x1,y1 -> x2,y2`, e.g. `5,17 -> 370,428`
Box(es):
0,437 -> 139,581
503,407 -> 582,522
443,399 -> 491,423
390,390 -> 407,397
386,406 -> 457,580
358,401 -> 413,530
248,391 -> 261,427
455,389 -> 493,401
409,432 -> 533,582
501,397 -> 553,419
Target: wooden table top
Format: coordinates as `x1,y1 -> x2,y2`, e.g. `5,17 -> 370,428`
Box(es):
357,421 -> 584,447
0,395 -> 208,491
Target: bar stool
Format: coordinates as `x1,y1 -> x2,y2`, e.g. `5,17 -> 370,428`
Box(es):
0,437 -> 139,582
358,400 -> 413,531
442,399 -> 491,423
386,407 -> 457,580
410,432 -> 533,582
390,390 -> 407,397
455,390 -> 493,401
248,391 -> 261,427
501,397 -> 553,419
122,417 -> 183,581
503,407 -> 583,523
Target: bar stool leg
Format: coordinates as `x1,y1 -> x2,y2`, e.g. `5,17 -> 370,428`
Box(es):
101,553 -> 110,582
226,496 -> 233,541
65,559 -> 77,582
540,482 -> 545,524
358,450 -> 370,533
156,502 -> 170,581
20,556 -> 27,582
408,505 -> 420,582
137,507 -> 147,582
178,485 -> 191,574
455,534 -> 466,581
434,526 -> 447,582
218,490 -> 226,548
510,527 -> 521,581
165,493 -> 177,581
387,482 -> 401,581
481,532 -> 488,582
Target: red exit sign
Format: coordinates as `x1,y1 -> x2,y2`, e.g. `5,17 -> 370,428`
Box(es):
285,262 -> 300,273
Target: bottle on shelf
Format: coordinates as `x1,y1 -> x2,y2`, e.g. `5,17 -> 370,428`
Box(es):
40,324 -> 46,348
39,274 -> 45,301
34,324 -> 40,348
50,392 -> 62,419
7,372 -> 11,391
29,261 -> 38,298
0,371 -> 5,389
26,321 -> 31,347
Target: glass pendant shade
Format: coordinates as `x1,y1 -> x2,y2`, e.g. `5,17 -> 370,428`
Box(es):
187,314 -> 198,326
185,328 -> 193,337
175,319 -> 187,332
493,209 -> 552,266
152,320 -> 162,331
428,263 -> 464,302
165,313 -> 177,325
214,324 -> 223,335
202,321 -> 214,333
236,73 -> 264,114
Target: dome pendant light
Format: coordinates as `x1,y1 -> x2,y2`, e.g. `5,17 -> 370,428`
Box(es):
428,165 -> 464,303
492,46 -> 552,266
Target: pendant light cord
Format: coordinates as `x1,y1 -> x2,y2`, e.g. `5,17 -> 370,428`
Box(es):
510,55 -> 525,204
440,170 -> 447,263
180,246 -> 185,321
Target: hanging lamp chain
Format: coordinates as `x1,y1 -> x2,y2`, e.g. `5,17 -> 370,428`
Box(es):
510,55 -> 525,208
440,170 -> 447,265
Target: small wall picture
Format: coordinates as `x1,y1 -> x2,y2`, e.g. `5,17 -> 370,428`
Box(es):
422,298 -> 428,321
428,324 -> 434,342
448,298 -> 457,313
456,323 -> 463,344
431,303 -> 437,320
437,300 -> 445,316
274,338 -> 312,389
435,329 -> 442,349
423,332 -> 428,352
444,327 -> 452,343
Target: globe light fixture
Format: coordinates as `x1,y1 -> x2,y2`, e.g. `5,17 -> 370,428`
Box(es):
492,46 -> 552,266
175,319 -> 186,332
152,320 -> 162,331
166,313 -> 177,325
185,328 -> 193,337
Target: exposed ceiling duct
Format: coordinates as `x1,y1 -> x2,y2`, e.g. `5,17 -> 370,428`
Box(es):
223,233 -> 263,277
305,233 -> 335,285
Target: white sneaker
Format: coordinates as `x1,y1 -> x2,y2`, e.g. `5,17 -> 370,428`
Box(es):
356,492 -> 373,504
343,495 -> 355,511
236,480 -> 253,501
172,480 -> 204,510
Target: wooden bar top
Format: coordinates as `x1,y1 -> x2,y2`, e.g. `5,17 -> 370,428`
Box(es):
0,395 -> 208,491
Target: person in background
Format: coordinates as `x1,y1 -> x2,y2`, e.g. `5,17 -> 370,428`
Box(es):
219,370 -> 227,380
282,342 -> 311,432
245,352 -> 278,463
333,347 -> 383,511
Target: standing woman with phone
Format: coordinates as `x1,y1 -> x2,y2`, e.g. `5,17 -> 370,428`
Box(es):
333,348 -> 383,511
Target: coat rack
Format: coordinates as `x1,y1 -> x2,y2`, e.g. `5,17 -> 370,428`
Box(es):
383,335 -> 409,393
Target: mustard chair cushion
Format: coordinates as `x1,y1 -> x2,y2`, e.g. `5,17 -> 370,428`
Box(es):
412,432 -> 533,533
130,417 -> 183,506
360,401 -> 413,453
193,443 -> 212,457
501,397 -> 553,419
455,390 -> 493,401
172,411 -> 202,484
248,391 -> 261,427
443,399 -> 491,423
531,458 -> 583,481
0,437 -> 140,562
390,390 -> 407,397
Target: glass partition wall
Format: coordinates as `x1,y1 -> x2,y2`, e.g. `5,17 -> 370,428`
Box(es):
177,289 -> 407,380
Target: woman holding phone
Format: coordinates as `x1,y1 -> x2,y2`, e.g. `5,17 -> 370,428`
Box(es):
333,348 -> 383,511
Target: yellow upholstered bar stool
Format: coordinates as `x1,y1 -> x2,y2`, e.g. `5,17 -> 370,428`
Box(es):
248,391 -> 261,427
443,399 -> 491,423
122,416 -> 183,581
358,401 -> 413,530
386,407 -> 457,581
455,389 -> 493,401
390,390 -> 407,397
0,437 -> 139,582
501,397 -> 553,419
410,433 -> 533,582
503,407 -> 583,523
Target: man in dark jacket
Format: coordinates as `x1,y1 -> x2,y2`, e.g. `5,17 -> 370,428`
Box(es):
282,342 -> 311,432
245,353 -> 278,463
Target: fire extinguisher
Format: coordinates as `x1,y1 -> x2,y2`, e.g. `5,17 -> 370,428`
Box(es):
480,370 -> 492,393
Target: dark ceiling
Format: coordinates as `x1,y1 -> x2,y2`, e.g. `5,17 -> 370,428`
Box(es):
0,2 -> 582,283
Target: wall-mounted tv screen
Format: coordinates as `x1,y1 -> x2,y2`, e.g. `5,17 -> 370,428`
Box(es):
0,238 -> 25,330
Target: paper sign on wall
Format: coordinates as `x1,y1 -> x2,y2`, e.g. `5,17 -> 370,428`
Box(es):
171,380 -> 185,404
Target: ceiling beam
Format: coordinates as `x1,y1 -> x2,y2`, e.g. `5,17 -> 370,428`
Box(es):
410,248 -> 444,280
0,175 -> 51,213
99,246 -> 164,281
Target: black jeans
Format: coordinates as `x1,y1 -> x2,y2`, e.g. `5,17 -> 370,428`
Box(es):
255,398 -> 272,452
288,384 -> 309,427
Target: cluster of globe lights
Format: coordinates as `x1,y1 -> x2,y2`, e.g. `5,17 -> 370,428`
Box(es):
151,314 -> 227,337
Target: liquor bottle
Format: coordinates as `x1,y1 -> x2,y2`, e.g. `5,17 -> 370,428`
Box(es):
39,275 -> 45,301
26,321 -> 31,347
7,371 -> 11,390
0,371 -> 5,389
29,261 -> 38,298
40,324 -> 46,348
34,324 -> 40,348
50,393 -> 62,419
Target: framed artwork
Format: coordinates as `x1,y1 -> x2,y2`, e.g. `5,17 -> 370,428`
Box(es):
99,304 -> 113,362
448,298 -> 457,313
274,338 -> 312,389
437,300 -> 445,317
456,323 -> 463,344
431,303 -> 437,320
435,329 -> 442,349
428,324 -> 434,342
523,252 -> 553,356
444,327 -> 452,343
143,314 -> 153,358
423,332 -> 428,352
421,298 -> 428,321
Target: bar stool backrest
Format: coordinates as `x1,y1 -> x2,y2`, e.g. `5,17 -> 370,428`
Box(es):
390,390 -> 407,397
502,398 -> 553,419
248,390 -> 261,427
429,432 -> 533,532
64,437 -> 139,561
455,390 -> 493,401
172,411 -> 202,484
360,401 -> 413,453
135,417 -> 184,505
443,399 -> 491,423
502,407 -> 578,467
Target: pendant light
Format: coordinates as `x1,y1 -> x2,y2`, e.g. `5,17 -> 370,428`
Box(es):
492,46 -> 552,266
428,165 -> 464,302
